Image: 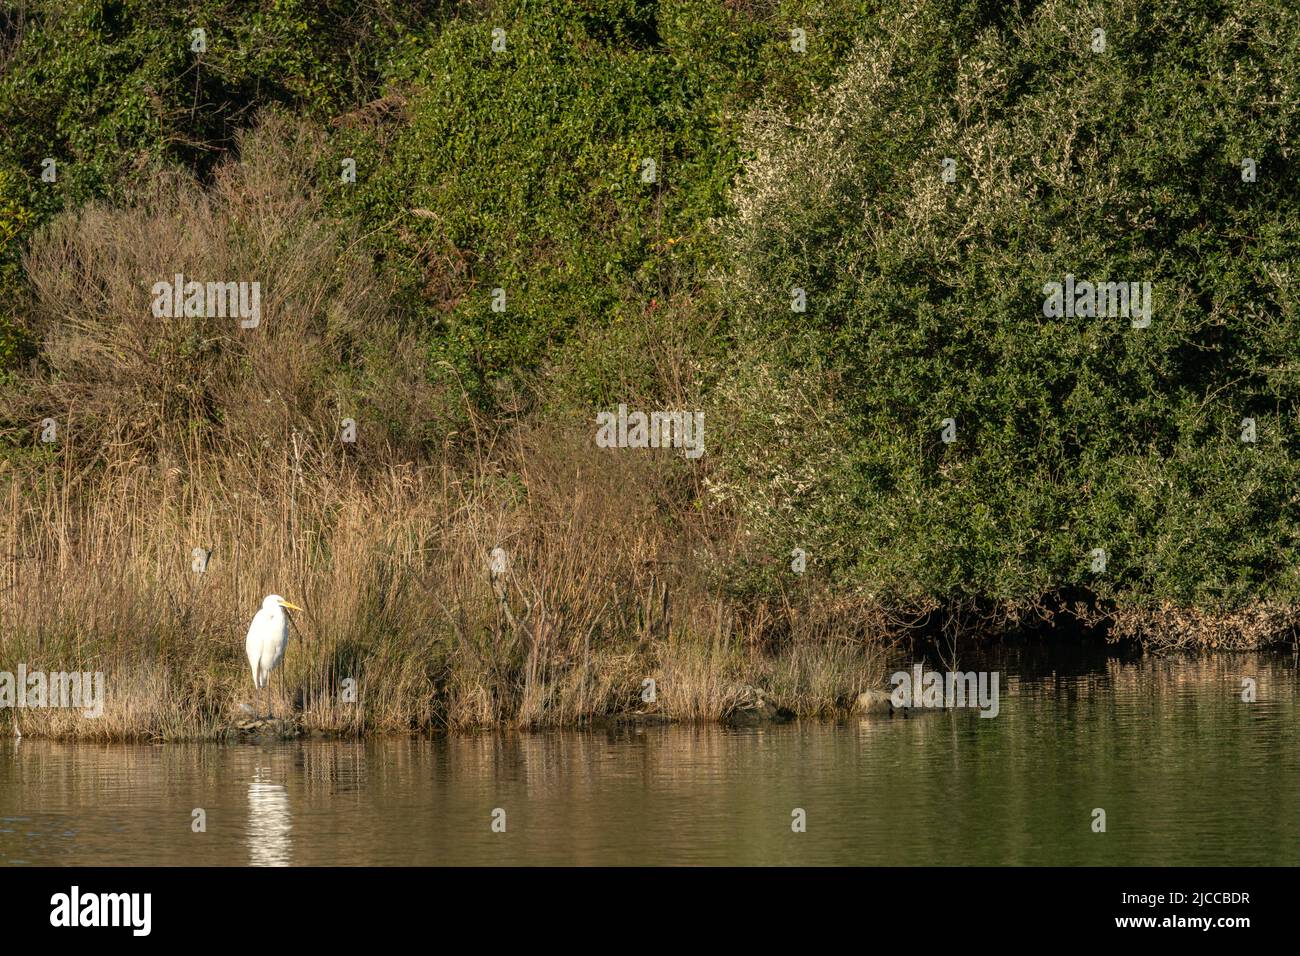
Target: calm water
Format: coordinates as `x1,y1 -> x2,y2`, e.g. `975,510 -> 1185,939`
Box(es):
3,644 -> 1298,865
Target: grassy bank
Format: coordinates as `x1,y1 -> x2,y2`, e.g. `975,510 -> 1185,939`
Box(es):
0,419 -> 890,740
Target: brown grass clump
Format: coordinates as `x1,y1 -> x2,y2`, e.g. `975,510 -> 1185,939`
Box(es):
11,110 -> 440,465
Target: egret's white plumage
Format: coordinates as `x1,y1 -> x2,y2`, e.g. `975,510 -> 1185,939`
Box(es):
245,594 -> 302,717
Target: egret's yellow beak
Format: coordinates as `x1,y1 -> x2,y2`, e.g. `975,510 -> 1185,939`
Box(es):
278,600 -> 303,612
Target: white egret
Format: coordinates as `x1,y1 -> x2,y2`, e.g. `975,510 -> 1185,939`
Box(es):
245,594 -> 303,718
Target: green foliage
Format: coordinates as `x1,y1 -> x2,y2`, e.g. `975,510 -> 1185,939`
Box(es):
330,0 -> 877,407
716,0 -> 1300,611
0,166 -> 34,375
0,0 -> 435,252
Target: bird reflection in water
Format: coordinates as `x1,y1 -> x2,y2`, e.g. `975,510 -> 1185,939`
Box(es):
247,768 -> 292,866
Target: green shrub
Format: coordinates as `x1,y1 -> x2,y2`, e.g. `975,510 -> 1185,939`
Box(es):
330,0 -> 879,408
0,0 -> 434,257
715,0 -> 1300,613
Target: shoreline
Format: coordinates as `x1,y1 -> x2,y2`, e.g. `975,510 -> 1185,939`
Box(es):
3,632 -> 1292,743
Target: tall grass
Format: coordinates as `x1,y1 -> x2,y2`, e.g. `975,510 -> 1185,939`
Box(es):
0,415 -> 891,740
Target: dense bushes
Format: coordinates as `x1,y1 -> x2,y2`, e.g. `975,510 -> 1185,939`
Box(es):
329,0 -> 876,406
2,0 -> 884,405
714,0 -> 1300,625
0,0 -> 436,298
